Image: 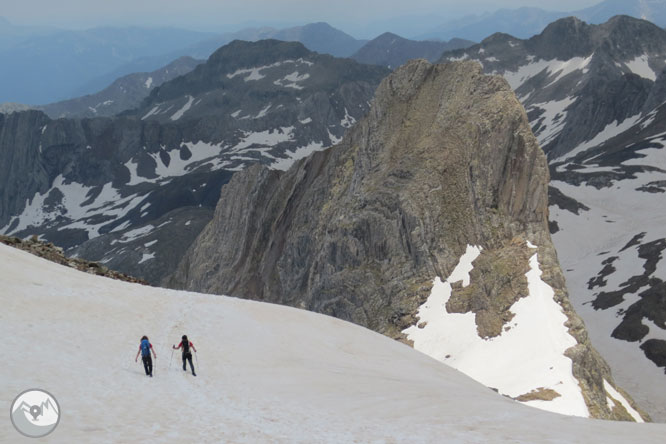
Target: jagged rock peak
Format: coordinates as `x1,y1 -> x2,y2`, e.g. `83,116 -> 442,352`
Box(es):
168,58 -> 548,326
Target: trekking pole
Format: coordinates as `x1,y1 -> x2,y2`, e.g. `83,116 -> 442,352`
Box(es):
195,351 -> 199,371
169,349 -> 174,370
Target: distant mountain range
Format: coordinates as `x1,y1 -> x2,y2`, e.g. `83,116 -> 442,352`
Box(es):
37,56 -> 203,119
77,22 -> 368,100
419,0 -> 666,41
0,25 -> 214,104
0,21 -> 366,105
3,0 -> 666,105
351,33 -> 474,69
0,40 -> 388,284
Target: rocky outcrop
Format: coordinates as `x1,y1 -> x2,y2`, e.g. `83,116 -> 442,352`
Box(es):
168,60 -> 646,420
0,234 -> 146,284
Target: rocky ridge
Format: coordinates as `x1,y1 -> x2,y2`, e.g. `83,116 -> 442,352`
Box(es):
0,234 -> 146,285
168,60 -> 646,420
440,15 -> 666,420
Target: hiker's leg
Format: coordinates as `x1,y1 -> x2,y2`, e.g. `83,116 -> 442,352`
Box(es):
142,357 -> 150,375
182,356 -> 186,371
187,355 -> 195,374
147,356 -> 153,376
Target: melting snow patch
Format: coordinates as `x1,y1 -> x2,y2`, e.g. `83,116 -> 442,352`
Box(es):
230,127 -> 295,153
528,96 -> 577,146
299,117 -> 312,124
226,62 -> 286,81
255,104 -> 272,119
404,243 -> 589,417
503,56 -> 592,90
145,77 -> 153,89
625,55 -> 656,81
448,53 -> 469,62
144,240 -> 158,248
274,71 -> 310,90
118,225 -> 155,243
170,95 -> 195,121
558,113 -> 643,162
270,140 -> 328,171
138,252 -> 155,264
142,106 -> 160,120
341,108 -> 356,129
604,380 -> 644,422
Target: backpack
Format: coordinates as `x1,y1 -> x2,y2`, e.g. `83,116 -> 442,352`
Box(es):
140,339 -> 151,357
182,340 -> 190,356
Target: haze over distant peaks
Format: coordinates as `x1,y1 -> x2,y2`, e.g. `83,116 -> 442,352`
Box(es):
419,0 -> 666,42
352,32 -> 474,69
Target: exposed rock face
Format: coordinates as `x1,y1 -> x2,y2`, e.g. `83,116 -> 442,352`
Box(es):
168,60 -> 645,420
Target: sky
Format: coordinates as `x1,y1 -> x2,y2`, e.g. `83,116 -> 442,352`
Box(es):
0,0 -> 604,36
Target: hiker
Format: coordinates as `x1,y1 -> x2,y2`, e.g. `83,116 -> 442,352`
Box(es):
135,335 -> 157,377
173,335 -> 197,376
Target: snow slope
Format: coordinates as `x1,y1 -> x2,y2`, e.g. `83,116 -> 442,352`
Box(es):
404,244 -> 594,418
1,245 -> 665,442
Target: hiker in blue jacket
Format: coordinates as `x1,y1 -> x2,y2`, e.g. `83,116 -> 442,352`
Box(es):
135,335 -> 157,377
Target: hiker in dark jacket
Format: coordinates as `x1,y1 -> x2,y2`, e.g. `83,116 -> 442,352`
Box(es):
173,335 -> 197,376
135,335 -> 157,377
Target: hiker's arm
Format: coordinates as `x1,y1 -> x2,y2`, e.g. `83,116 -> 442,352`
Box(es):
191,342 -> 197,353
151,344 -> 157,359
135,348 -> 140,361
172,342 -> 182,350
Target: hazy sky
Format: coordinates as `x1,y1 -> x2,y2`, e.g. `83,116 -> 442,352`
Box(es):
1,0 -> 604,36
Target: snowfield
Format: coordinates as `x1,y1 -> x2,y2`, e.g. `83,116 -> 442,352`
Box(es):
1,244 -> 665,443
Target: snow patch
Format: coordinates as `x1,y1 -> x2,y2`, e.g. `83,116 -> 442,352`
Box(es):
625,55 -> 656,81
145,77 -> 153,89
558,113 -> 643,162
529,96 -> 577,146
274,71 -> 310,90
341,108 -> 356,129
230,127 -> 295,153
255,103 -> 272,119
138,252 -> 155,264
404,243 -> 589,417
270,140 -> 327,171
604,380 -> 644,422
170,95 -> 195,121
503,55 -> 592,90
141,106 -> 160,120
